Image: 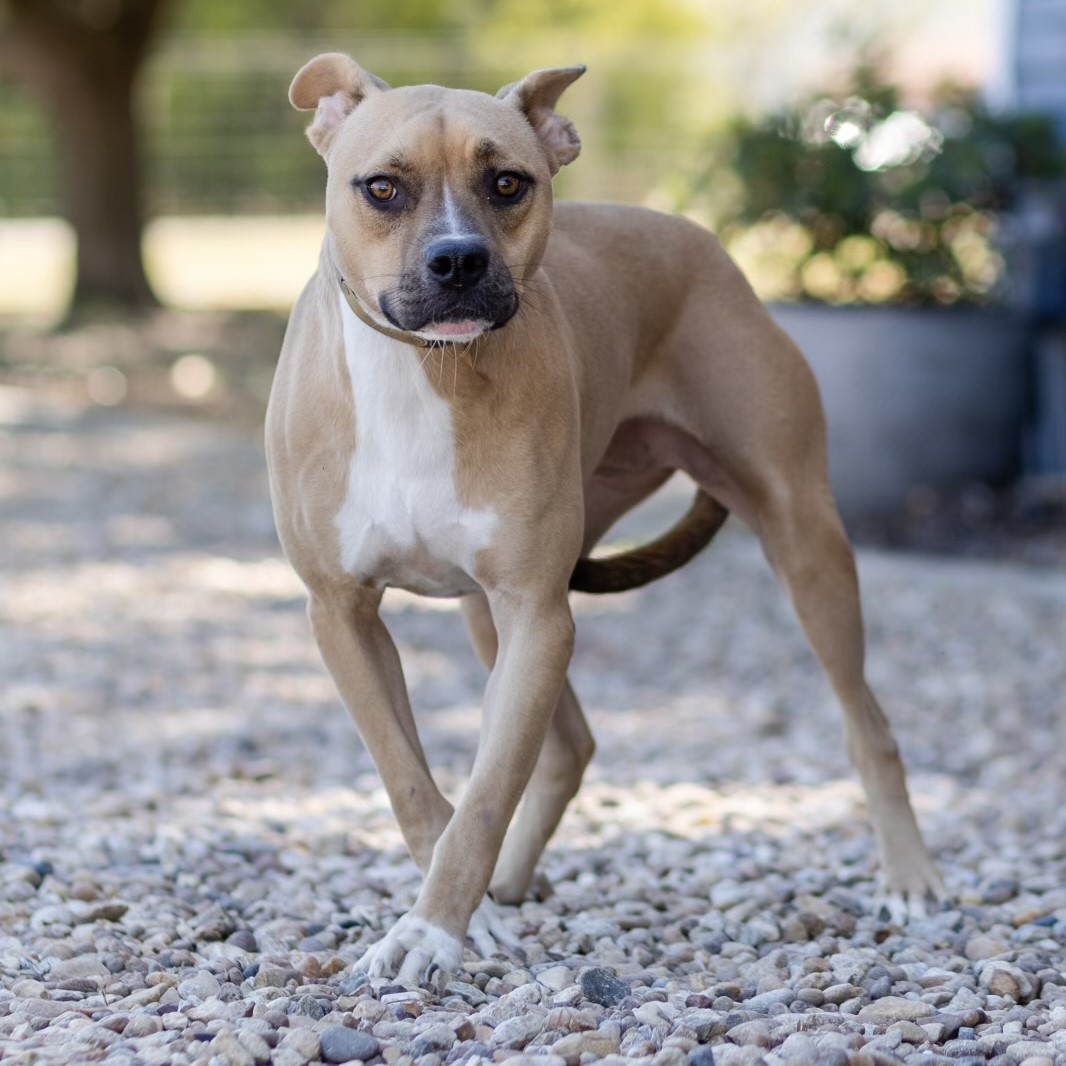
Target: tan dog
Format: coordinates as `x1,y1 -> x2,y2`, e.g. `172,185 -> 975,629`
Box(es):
265,53 -> 944,983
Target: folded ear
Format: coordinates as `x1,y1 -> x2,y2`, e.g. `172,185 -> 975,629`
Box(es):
496,66 -> 585,173
289,53 -> 390,156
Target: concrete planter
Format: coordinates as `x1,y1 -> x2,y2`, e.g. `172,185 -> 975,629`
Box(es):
769,303 -> 1030,516
767,302 -> 1031,518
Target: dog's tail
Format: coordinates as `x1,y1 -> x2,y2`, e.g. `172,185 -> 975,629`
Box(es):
569,490 -> 728,594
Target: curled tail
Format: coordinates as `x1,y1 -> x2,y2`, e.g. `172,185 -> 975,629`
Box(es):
569,490 -> 728,594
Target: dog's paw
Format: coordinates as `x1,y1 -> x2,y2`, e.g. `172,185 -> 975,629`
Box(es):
877,856 -> 948,923
354,914 -> 463,984
467,897 -> 523,962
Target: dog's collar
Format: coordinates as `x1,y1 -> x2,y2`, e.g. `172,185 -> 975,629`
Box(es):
337,275 -> 436,349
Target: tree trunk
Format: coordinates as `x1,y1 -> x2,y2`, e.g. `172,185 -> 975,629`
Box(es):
1,0 -> 168,319
54,56 -> 157,313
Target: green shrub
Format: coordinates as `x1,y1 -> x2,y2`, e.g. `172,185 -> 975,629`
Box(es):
698,64 -> 1064,305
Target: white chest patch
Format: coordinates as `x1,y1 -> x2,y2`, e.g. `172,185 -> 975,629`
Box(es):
334,294 -> 498,596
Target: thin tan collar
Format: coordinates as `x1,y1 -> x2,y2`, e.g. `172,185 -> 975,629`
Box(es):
337,275 -> 435,348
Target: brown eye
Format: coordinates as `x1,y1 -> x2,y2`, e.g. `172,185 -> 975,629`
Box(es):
367,177 -> 397,202
494,172 -> 525,199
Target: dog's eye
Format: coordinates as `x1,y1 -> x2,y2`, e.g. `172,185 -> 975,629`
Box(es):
366,177 -> 398,203
493,173 -> 526,200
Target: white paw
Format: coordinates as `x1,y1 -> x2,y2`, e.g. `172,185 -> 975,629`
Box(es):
877,890 -> 926,925
468,897 -> 522,961
354,914 -> 463,984
877,857 -> 948,923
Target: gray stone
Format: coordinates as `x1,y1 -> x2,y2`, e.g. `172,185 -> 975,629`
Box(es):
536,966 -> 574,992
123,1014 -> 163,1038
277,1027 -> 321,1066
289,994 -> 328,1020
980,962 -> 1037,1003
550,1029 -> 621,1062
209,1029 -> 257,1066
254,963 -> 298,989
48,955 -> 109,980
490,1013 -> 547,1049
226,930 -> 259,953
856,995 -> 936,1023
337,972 -> 370,997
822,982 -> 864,1005
236,1028 -> 274,1063
1005,1042 -> 1055,1062
741,987 -> 794,1012
319,1024 -> 381,1063
177,973 -> 221,1001
981,880 -> 1019,904
413,1022 -> 457,1053
725,1020 -> 772,1048
578,967 -> 628,1008
964,936 -> 1011,961
684,1010 -> 728,1041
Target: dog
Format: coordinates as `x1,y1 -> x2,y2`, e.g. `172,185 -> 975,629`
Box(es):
265,53 -> 944,984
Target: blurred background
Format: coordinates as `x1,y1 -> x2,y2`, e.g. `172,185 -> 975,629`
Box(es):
1,0 -> 1065,553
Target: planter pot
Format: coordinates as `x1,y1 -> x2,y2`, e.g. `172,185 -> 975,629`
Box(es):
769,303 -> 1029,517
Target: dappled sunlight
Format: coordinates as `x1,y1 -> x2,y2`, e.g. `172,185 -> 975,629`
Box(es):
2,392 -> 1063,921
3,554 -> 299,630
184,555 -> 304,600
563,772 -> 956,849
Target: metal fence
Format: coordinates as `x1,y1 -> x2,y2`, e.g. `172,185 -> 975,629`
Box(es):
0,33 -> 723,219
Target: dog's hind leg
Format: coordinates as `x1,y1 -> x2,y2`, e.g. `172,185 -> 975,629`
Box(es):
659,285 -> 944,916
461,593 -> 595,904
751,486 -> 945,917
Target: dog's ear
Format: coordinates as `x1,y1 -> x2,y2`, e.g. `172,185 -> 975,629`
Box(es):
497,66 -> 585,173
289,53 -> 390,156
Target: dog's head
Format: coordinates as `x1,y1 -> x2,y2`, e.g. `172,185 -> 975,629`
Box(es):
290,54 -> 584,343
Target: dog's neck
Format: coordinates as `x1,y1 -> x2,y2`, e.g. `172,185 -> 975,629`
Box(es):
336,274 -> 436,349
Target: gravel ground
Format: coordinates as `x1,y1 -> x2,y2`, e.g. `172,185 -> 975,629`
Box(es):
1,385 -> 1065,1066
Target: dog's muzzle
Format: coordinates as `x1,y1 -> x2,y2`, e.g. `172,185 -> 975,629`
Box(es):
379,241 -> 519,337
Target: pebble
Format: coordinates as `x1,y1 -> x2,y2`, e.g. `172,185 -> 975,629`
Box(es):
123,1014 -> 163,1038
857,996 -> 936,1023
550,1028 -> 621,1062
490,1013 -> 547,1048
965,936 -> 1011,961
276,1027 -> 320,1066
210,1029 -> 257,1066
178,973 -> 221,1001
411,1022 -> 456,1053
1005,1042 -> 1056,1062
726,1019 -> 772,1047
536,966 -> 573,992
320,1025 -> 380,1063
47,955 -> 109,980
237,1028 -> 274,1062
889,1020 -> 929,1043
577,967 -> 629,1008
980,962 -> 1038,1003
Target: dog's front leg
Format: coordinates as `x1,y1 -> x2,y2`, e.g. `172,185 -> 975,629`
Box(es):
356,587 -> 575,984
308,592 -> 455,874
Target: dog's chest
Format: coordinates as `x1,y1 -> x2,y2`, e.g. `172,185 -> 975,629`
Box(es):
334,300 -> 497,596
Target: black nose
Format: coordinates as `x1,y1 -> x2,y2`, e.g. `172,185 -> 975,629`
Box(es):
424,238 -> 489,290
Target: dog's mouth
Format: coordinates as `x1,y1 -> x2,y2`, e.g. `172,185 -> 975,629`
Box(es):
416,318 -> 493,342
379,285 -> 519,342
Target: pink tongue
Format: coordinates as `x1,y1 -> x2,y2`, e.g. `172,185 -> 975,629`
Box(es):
427,320 -> 482,336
